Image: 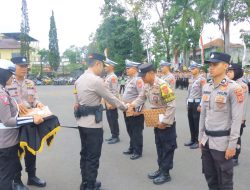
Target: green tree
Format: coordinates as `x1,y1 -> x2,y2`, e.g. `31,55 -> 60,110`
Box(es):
38,48 -> 49,76
48,11 -> 60,71
20,0 -> 30,62
63,45 -> 83,64
196,0 -> 249,53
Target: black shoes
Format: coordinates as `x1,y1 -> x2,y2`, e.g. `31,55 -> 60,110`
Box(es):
123,149 -> 133,155
190,143 -> 199,149
130,153 -> 142,160
80,181 -> 102,190
105,137 -> 113,142
153,173 -> 171,185
12,180 -> 29,190
184,141 -> 195,146
148,170 -> 161,179
108,137 -> 120,144
27,176 -> 46,187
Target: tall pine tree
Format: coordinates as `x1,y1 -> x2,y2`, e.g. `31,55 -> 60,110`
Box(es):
49,11 -> 60,71
20,0 -> 30,62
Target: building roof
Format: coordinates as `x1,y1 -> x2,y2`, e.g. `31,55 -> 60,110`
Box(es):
202,38 -> 243,50
2,32 -> 38,42
0,38 -> 20,49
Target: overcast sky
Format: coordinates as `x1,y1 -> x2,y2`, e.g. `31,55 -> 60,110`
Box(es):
1,0 -> 249,54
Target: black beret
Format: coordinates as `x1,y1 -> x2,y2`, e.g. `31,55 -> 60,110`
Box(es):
228,63 -> 242,70
205,52 -> 231,64
87,53 -> 106,62
11,56 -> 29,65
138,63 -> 154,77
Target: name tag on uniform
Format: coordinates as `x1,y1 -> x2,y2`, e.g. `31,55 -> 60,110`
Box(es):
215,95 -> 226,104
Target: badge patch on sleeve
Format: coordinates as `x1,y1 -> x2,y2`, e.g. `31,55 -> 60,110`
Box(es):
111,76 -> 116,83
170,78 -> 175,84
234,87 -> 243,103
201,79 -> 206,86
0,95 -> 9,105
137,79 -> 143,89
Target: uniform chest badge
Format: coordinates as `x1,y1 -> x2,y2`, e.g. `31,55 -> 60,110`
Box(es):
0,95 -> 9,105
202,95 -> 210,102
215,95 -> 226,108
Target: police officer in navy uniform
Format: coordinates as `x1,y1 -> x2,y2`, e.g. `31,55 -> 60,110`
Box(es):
7,57 -> 46,188
0,59 -> 44,190
227,63 -> 248,166
199,52 -> 244,190
74,53 -> 127,190
185,61 -> 206,149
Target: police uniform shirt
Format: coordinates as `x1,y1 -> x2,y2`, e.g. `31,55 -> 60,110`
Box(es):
187,75 -> 206,100
161,73 -> 176,90
6,78 -> 40,108
0,86 -> 19,148
132,77 -> 176,125
122,75 -> 144,103
199,77 -> 244,151
236,78 -> 249,121
75,69 -> 127,128
105,72 -> 119,96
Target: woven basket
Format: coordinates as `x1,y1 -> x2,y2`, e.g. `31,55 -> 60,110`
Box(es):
143,108 -> 166,128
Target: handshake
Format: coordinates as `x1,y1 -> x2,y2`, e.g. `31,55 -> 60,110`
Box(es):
125,103 -> 142,117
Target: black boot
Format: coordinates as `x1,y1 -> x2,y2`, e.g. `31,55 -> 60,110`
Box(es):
81,181 -> 101,189
148,170 -> 161,179
27,176 -> 46,187
153,172 -> 171,185
130,153 -> 142,160
13,180 -> 29,190
108,137 -> 120,144
123,148 -> 133,155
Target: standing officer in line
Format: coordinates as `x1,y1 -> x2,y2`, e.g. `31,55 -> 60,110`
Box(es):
129,63 -> 177,185
74,53 -> 127,190
103,58 -> 120,144
160,60 -> 176,89
227,63 -> 248,166
122,59 -> 145,160
199,52 -> 244,190
6,57 -> 46,188
185,61 -> 206,149
0,59 -> 44,190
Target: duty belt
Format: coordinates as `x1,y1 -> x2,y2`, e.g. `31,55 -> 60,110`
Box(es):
205,129 -> 230,137
0,123 -> 19,129
188,98 -> 201,103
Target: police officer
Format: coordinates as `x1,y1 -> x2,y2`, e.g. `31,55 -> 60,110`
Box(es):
227,63 -> 248,166
74,53 -> 127,190
122,59 -> 144,160
130,63 -> 177,185
0,59 -> 44,190
199,52 -> 244,190
6,57 -> 46,188
104,59 -> 120,144
160,60 -> 176,89
185,61 -> 206,149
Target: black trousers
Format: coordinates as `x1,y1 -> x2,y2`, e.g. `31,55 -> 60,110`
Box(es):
14,150 -> 36,181
119,85 -> 125,94
106,108 -> 119,138
78,127 -> 103,188
202,143 -> 233,190
187,102 -> 200,143
0,144 -> 22,190
233,123 -> 245,160
123,113 -> 144,155
154,122 -> 177,173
